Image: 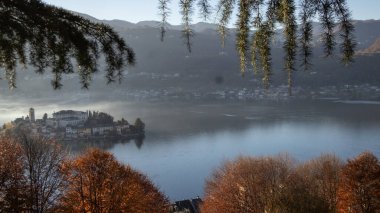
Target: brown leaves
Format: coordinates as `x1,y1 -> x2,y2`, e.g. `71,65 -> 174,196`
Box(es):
0,137 -> 25,212
202,155 -> 296,213
337,152 -> 380,213
202,153 -> 380,213
0,135 -> 66,212
0,137 -> 169,212
58,148 -> 169,213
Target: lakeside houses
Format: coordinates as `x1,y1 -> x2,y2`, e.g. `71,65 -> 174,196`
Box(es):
7,108 -> 144,140
169,197 -> 203,213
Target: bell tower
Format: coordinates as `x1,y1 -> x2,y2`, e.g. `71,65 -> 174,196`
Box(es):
29,108 -> 35,123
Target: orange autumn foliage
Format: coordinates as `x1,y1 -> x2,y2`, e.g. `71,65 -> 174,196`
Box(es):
337,152 -> 380,213
57,148 -> 169,213
0,137 -> 25,212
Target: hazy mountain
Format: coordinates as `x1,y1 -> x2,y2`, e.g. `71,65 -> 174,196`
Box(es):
2,13 -> 380,100
357,37 -> 380,55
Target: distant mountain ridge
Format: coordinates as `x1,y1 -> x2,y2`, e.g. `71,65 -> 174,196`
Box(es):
73,11 -> 380,40
72,12 -> 220,33
2,11 -> 380,99
357,37 -> 380,55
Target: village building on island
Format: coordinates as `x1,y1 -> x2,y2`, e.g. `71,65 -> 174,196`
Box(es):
6,108 -> 144,140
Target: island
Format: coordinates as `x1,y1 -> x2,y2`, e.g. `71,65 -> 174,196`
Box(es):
2,108 -> 145,141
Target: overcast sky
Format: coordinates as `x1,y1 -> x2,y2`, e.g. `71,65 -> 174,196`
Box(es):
44,0 -> 380,24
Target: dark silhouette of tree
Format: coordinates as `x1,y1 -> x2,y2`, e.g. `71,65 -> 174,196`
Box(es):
134,118 -> 145,133
337,152 -> 380,213
159,0 -> 355,93
0,0 -> 135,89
0,135 -> 66,212
42,113 -> 48,122
20,135 -> 67,212
58,148 -> 169,212
118,117 -> 129,125
84,111 -> 114,126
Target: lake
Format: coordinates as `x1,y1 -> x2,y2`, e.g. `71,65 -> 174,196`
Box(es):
1,99 -> 380,201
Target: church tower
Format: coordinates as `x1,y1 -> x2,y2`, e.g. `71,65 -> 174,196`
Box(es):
29,108 -> 35,123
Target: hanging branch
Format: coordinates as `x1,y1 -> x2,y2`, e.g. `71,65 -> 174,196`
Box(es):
160,0 -> 356,93
197,0 -> 212,21
319,0 -> 336,57
180,0 -> 196,53
0,0 -> 135,89
251,0 -> 265,76
257,24 -> 273,89
280,0 -> 297,94
216,0 -> 236,48
332,0 -> 356,64
299,0 -> 315,71
158,0 -> 171,42
236,0 -> 252,74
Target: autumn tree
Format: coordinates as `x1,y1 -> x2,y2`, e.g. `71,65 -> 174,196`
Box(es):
337,152 -> 380,213
20,135 -> 67,212
201,154 -> 343,213
298,153 -> 344,212
58,148 -> 169,213
0,0 -> 135,89
159,0 -> 356,93
278,171 -> 329,213
0,135 -> 67,212
202,155 -> 306,212
0,136 -> 26,212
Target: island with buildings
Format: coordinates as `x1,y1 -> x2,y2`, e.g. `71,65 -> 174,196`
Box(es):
2,108 -> 145,141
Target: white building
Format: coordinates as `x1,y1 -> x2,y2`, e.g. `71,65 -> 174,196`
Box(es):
66,126 -> 78,135
46,118 -> 58,128
53,110 -> 88,128
116,125 -> 130,135
92,126 -> 114,135
58,118 -> 84,128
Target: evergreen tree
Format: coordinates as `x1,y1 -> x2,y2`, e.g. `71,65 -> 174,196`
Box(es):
1,0 -> 356,92
0,0 -> 135,89
159,0 -> 356,93
42,113 -> 48,122
134,118 -> 145,133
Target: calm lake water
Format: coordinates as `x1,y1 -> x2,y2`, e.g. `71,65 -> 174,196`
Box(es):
2,100 -> 380,201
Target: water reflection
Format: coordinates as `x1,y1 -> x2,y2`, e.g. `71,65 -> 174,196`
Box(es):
63,135 -> 145,154
108,119 -> 380,200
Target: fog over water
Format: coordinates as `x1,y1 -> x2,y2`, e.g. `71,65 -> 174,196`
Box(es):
2,99 -> 380,200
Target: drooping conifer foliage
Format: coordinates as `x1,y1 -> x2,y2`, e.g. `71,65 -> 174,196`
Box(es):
159,0 -> 356,93
0,0 -> 135,89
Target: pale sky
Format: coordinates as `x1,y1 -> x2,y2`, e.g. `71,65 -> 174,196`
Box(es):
43,0 -> 380,24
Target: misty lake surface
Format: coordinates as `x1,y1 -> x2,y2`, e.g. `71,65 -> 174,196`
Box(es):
2,100 -> 380,200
